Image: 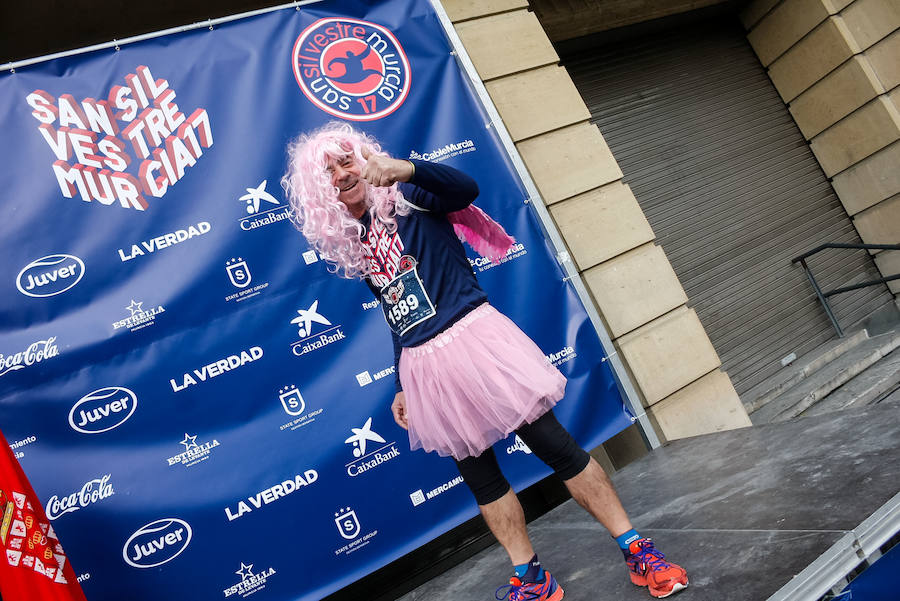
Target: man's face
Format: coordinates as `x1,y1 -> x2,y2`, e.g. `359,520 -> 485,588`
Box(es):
328,154 -> 366,216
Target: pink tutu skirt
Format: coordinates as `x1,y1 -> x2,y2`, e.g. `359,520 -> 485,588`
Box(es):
399,303 -> 567,460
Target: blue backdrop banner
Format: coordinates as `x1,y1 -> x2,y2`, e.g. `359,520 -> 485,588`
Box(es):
0,1 -> 633,599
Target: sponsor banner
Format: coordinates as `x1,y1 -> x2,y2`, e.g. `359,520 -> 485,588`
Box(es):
0,1 -> 633,600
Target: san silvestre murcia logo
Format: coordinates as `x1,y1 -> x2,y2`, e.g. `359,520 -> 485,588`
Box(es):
292,18 -> 411,121
25,65 -> 213,211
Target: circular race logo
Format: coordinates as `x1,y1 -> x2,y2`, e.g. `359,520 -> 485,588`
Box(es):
292,18 -> 411,121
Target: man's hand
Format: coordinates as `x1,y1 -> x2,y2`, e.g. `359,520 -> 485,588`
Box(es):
361,146 -> 414,187
391,391 -> 409,430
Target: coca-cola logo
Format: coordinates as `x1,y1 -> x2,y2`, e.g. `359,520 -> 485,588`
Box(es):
46,474 -> 114,520
0,337 -> 60,377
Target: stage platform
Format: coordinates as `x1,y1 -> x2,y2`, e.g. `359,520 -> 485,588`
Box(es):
398,400 -> 900,601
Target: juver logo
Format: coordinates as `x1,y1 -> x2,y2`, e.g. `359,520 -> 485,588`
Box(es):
123,518 -> 192,568
16,254 -> 85,298
292,18 -> 411,121
69,387 -> 138,434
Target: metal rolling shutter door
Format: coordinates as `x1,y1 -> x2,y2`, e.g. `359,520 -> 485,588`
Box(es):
563,19 -> 894,395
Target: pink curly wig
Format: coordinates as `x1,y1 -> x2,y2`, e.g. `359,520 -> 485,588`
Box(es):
281,122 -> 410,279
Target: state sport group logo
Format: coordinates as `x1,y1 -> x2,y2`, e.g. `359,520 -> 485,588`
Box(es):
277,383 -> 324,432
333,506 -> 378,557
292,18 -> 410,121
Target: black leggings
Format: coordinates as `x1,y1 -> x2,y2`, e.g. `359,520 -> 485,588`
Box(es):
454,410 -> 591,505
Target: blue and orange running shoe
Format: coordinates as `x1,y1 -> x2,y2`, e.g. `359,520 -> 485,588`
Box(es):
495,571 -> 564,601
625,538 -> 688,598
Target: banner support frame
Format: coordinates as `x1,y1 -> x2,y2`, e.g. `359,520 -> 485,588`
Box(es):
428,0 -> 661,450
1,1 -> 324,73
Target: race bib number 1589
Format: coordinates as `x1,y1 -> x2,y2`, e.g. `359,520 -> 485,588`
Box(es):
380,267 -> 435,336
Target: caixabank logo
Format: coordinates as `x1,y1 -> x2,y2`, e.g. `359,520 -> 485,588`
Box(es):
292,18 -> 411,121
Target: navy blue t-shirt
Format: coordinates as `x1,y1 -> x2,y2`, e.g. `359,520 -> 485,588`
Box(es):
360,159 -> 488,391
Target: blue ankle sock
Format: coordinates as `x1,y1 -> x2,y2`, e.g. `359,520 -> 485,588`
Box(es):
513,554 -> 545,583
615,529 -> 642,554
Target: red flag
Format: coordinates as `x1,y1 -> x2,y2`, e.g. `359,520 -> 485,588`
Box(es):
0,428 -> 87,601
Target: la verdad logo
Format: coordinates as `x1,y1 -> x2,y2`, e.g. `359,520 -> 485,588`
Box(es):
292,18 -> 411,121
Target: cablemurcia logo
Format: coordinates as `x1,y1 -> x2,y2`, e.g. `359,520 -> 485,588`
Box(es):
292,18 -> 411,121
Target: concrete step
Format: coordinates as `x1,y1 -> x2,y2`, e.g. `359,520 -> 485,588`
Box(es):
750,329 -> 900,424
799,346 -> 900,418
879,384 -> 900,404
741,330 -> 868,414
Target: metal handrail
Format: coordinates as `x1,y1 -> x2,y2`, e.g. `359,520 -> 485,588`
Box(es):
792,243 -> 900,338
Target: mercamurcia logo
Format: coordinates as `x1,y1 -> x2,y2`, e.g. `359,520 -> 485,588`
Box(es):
292,18 -> 410,121
69,386 -> 138,434
123,518 -> 192,568
16,254 -> 85,298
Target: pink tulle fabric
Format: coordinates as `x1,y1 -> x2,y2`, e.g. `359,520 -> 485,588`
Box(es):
399,304 -> 567,460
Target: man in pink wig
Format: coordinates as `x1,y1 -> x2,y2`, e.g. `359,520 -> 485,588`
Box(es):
283,122 -> 687,600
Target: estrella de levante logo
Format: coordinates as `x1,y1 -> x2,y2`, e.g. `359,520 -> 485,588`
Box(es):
292,18 -> 411,121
